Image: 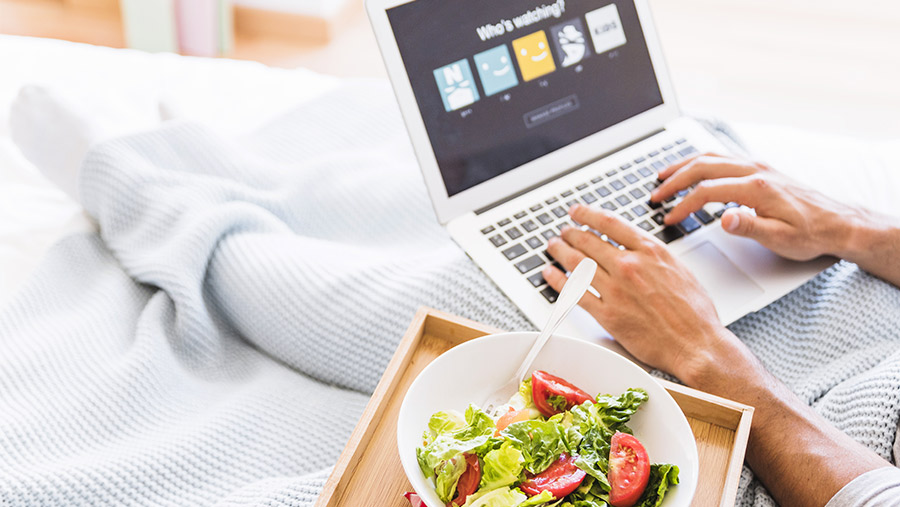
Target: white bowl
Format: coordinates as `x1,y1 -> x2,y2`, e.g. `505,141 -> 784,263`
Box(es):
397,332 -> 698,507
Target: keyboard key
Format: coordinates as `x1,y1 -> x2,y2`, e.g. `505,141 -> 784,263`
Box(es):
631,205 -> 648,217
541,230 -> 558,240
615,195 -> 632,206
551,206 -> 567,218
624,173 -> 639,184
537,213 -> 553,225
565,199 -> 579,208
530,204 -> 543,212
647,199 -> 662,210
502,244 -> 527,260
506,227 -> 523,239
527,271 -> 546,287
557,222 -> 571,231
648,150 -> 660,157
590,176 -> 603,184
601,202 -> 617,211
526,236 -> 543,249
664,154 -> 678,164
545,196 -> 558,205
543,249 -> 556,262
629,188 -> 645,199
513,211 -> 527,220
481,225 -> 495,234
606,169 -> 618,177
582,193 -> 598,204
694,208 -> 715,224
643,181 -> 659,192
637,166 -> 653,177
610,179 -> 625,191
498,218 -> 511,227
522,219 -> 538,232
637,220 -> 653,231
576,183 -> 588,191
678,215 -> 701,234
678,146 -> 698,157
714,202 -> 740,218
634,156 -> 646,164
596,185 -> 612,198
675,138 -> 687,144
651,212 -> 665,225
489,234 -> 507,247
620,163 -> 632,170
515,255 -> 545,273
561,190 -> 574,197
651,161 -> 665,171
662,143 -> 674,151
620,211 -> 634,221
540,286 -> 559,303
655,226 -> 684,244
676,189 -> 689,198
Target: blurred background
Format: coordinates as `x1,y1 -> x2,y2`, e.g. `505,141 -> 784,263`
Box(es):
1,0 -> 898,139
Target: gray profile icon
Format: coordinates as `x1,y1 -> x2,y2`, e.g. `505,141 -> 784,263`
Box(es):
550,19 -> 591,68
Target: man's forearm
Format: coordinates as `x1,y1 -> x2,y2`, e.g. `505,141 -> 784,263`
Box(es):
686,337 -> 890,507
834,208 -> 900,287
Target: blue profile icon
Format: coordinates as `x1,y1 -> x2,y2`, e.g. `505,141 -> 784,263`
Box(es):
433,58 -> 480,112
474,44 -> 519,97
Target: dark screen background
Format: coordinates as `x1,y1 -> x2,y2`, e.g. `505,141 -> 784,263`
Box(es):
387,0 -> 664,197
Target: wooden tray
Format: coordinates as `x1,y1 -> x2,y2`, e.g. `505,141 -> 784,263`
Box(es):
317,308 -> 754,507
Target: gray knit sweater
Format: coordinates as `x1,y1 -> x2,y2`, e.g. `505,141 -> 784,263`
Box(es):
1,81 -> 898,506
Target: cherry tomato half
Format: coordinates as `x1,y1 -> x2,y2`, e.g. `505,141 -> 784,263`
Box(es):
609,432 -> 651,507
531,370 -> 595,417
450,453 -> 481,507
520,453 -> 586,498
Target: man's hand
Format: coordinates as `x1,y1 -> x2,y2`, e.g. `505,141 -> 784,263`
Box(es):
542,204 -> 735,384
651,154 -> 860,261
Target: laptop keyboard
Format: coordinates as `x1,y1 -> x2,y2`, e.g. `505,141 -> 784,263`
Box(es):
482,138 -> 729,303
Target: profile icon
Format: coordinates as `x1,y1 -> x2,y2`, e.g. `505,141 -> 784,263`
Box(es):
550,19 -> 590,68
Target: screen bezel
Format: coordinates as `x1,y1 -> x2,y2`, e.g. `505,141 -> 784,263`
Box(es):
367,0 -> 681,224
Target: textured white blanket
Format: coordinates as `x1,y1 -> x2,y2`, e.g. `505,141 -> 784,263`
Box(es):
1,81 -> 898,506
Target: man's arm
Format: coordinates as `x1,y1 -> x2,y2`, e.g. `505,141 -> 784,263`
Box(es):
836,208 -> 900,288
542,203 -> 892,507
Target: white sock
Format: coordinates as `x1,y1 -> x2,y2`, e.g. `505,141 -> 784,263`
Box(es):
9,85 -> 163,203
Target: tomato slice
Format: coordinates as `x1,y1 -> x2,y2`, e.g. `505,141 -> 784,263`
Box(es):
531,370 -> 595,417
450,453 -> 481,507
608,432 -> 651,507
495,407 -> 541,435
520,453 -> 586,498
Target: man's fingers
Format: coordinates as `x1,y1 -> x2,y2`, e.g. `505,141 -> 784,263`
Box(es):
652,156 -> 758,202
558,226 -> 619,274
656,152 -> 725,181
663,177 -> 764,225
541,264 -> 603,313
721,208 -> 789,242
546,236 -> 609,287
569,205 -> 646,251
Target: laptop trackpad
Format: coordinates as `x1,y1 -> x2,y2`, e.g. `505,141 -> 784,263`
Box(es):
680,242 -> 764,313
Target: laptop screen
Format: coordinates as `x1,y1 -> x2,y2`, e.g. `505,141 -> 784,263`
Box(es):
387,0 -> 664,198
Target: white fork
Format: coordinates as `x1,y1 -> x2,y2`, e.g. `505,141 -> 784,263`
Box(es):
481,258 -> 598,417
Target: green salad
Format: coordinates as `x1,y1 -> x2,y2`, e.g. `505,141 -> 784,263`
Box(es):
416,370 -> 679,507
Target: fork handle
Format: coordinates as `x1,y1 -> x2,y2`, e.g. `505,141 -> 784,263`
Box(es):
513,258 -> 598,384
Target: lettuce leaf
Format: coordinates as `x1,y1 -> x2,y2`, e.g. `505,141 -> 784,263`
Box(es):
635,464 -> 680,507
435,454 -> 468,502
424,410 -> 467,444
500,417 -> 571,475
506,378 -> 537,412
573,428 -> 610,492
418,405 -> 497,477
518,490 -> 555,506
460,486 -> 527,507
480,442 -> 525,492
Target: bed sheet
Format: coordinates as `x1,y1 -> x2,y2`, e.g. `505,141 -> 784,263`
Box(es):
0,34 -> 897,306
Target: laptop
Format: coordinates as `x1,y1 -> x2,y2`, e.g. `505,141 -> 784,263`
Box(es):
367,0 -> 833,351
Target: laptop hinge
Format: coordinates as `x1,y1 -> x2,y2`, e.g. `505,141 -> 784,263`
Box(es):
474,128 -> 666,215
